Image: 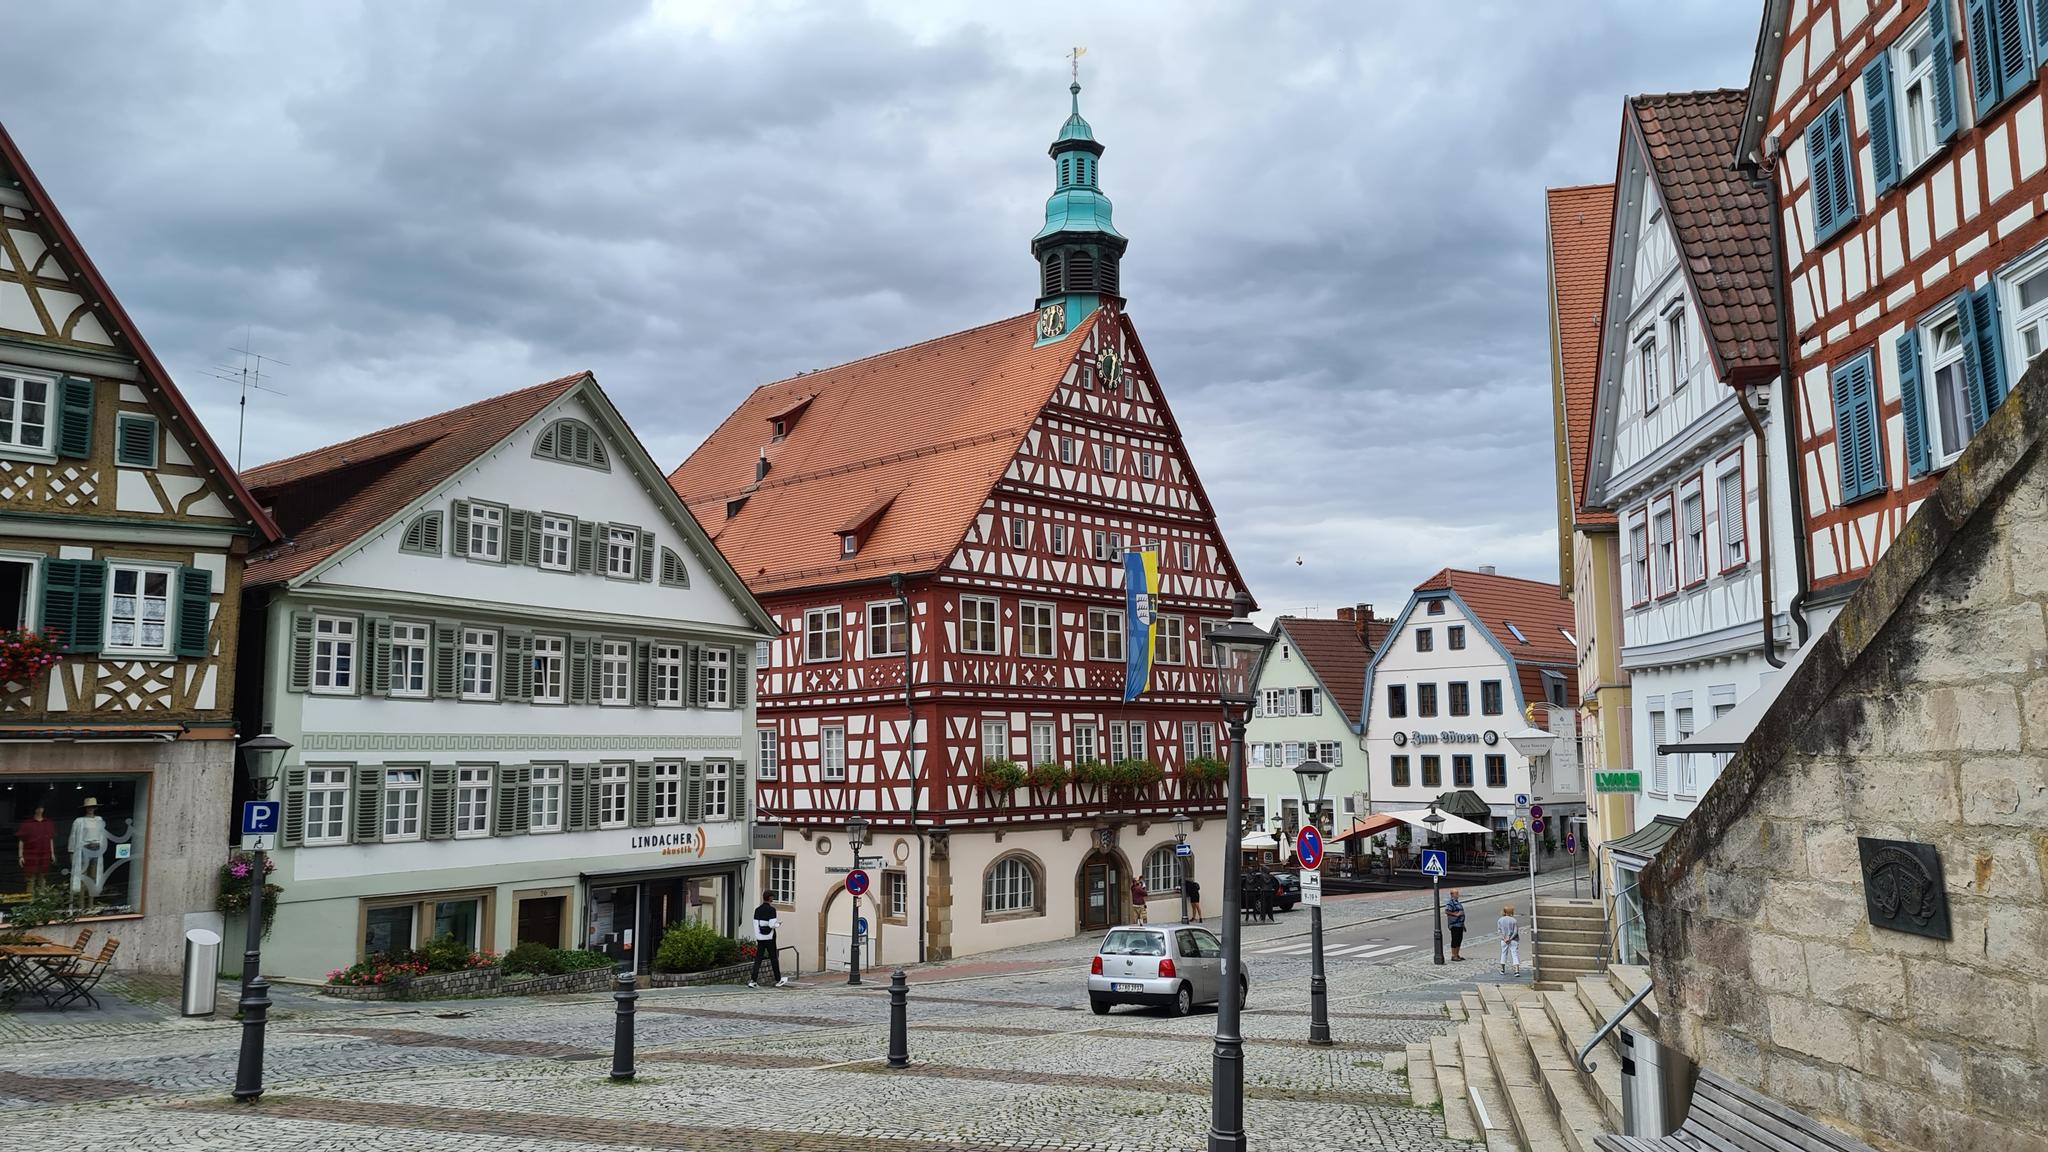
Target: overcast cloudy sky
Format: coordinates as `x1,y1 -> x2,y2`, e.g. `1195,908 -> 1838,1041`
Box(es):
2,1 -> 1757,618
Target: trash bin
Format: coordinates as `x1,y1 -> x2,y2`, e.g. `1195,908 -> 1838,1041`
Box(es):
1618,1024 -> 1696,1136
181,927 -> 222,1017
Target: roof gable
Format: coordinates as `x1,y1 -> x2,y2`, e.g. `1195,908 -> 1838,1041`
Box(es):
0,122 -> 278,541
1546,184 -> 1618,535
667,310 -> 1092,595
1276,616 -> 1385,730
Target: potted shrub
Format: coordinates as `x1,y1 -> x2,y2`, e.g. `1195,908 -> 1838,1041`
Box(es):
978,758 -> 1026,806
1184,755 -> 1229,795
217,851 -> 281,939
1072,758 -> 1115,802
0,627 -> 62,686
654,919 -> 742,975
1114,758 -> 1164,799
1027,760 -> 1070,805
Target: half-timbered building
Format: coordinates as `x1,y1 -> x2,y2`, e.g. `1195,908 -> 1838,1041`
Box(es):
0,124 -> 282,970
236,374 -> 776,981
667,81 -> 1252,968
1739,0 -> 2048,604
1581,93 -> 1805,851
1242,608 -> 1386,860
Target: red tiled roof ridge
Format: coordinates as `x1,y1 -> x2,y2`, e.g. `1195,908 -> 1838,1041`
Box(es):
735,310 -> 1042,409
1415,567 -> 1563,593
243,372 -> 587,489
1630,86 -> 1746,106
689,425 -> 1030,505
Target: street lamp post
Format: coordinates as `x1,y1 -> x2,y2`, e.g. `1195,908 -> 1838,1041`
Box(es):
233,727 -> 291,1102
1172,811 -> 1191,923
1508,726 -> 1559,955
1424,800 -> 1446,966
1292,759 -> 1332,1047
846,814 -> 871,986
1203,593 -> 1276,1152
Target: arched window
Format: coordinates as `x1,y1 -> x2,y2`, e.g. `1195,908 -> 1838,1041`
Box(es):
1042,252 -> 1064,298
533,418 -> 609,470
983,854 -> 1041,916
1099,254 -> 1120,298
659,546 -> 689,587
400,510 -> 443,556
1066,251 -> 1096,293
1143,845 -> 1183,894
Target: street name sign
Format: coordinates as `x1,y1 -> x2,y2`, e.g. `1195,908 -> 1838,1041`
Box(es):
1295,826 -> 1324,870
1299,870 -> 1322,907
845,869 -> 871,897
1419,848 -> 1448,878
857,856 -> 885,869
1595,771 -> 1642,793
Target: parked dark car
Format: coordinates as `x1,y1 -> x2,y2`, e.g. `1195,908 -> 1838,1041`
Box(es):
1271,871 -> 1300,911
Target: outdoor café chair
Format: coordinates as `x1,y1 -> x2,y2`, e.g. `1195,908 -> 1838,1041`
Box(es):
44,938 -> 117,1010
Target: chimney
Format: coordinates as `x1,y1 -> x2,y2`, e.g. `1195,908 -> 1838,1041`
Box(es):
1335,606 -> 1355,623
1351,603 -> 1373,646
1477,565 -> 1496,575
756,452 -> 770,483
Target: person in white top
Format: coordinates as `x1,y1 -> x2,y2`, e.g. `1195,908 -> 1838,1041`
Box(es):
1497,903 -> 1520,977
749,893 -> 788,988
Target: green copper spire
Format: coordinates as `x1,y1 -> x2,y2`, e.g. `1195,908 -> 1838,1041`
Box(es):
1032,74 -> 1128,343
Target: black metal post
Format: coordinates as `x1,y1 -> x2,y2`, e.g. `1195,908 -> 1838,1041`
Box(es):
1307,898 -> 1331,1044
1432,873 -> 1445,965
887,968 -> 910,1067
1207,708 -> 1249,1152
848,835 -> 864,987
231,849 -> 270,1101
610,969 -> 637,1081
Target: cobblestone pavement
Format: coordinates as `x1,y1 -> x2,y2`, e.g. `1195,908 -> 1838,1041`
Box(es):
4,879 -> 1565,1151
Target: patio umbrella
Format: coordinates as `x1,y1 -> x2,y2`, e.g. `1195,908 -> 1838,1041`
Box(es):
1334,813 -> 1401,841
1239,831 -> 1279,850
1385,807 -> 1491,837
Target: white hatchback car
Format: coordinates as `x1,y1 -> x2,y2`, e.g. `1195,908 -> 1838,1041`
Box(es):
1087,924 -> 1247,1016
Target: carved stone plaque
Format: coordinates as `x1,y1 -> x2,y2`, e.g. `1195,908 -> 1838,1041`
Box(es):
1856,836 -> 1951,940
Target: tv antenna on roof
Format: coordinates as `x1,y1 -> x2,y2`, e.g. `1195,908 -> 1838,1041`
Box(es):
202,326 -> 289,469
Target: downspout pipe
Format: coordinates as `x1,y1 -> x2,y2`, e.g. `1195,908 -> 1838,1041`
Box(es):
1747,141 -> 1812,653
1736,388 -> 1784,669
1738,151 -> 1792,668
892,571 -> 925,963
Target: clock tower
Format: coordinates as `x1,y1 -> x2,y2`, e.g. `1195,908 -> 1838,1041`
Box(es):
1031,79 -> 1128,345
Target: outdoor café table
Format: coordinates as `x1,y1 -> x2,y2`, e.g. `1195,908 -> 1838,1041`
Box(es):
0,941 -> 81,1004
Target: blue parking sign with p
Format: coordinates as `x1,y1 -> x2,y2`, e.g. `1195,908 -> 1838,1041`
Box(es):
241,800 -> 280,837
1420,848 -> 1448,878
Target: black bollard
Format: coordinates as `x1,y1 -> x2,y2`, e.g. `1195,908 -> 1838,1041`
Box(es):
610,969 -> 637,1081
887,967 -> 910,1068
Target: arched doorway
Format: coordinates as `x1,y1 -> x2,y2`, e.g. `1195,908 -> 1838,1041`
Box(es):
1075,848 -> 1131,933
819,883 -> 880,975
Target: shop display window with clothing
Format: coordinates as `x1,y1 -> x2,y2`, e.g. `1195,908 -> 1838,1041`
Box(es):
1,780 -> 146,919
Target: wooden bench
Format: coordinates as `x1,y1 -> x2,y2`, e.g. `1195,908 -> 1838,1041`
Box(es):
1594,1070 -> 1878,1152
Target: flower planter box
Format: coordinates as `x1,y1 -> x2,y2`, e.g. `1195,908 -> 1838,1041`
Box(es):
649,961 -> 753,988
501,966 -> 621,997
321,966 -> 500,1001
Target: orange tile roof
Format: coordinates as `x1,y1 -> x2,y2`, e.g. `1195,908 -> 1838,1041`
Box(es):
0,122 -> 279,543
1414,567 -> 1577,711
1546,183 -> 1616,526
242,373 -> 586,585
667,312 -> 1091,594
1276,616 -> 1387,729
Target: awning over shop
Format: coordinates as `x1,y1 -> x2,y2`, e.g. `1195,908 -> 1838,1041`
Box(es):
1432,789 -> 1493,820
1660,633 -> 1820,755
1335,813 -> 1402,841
1388,807 -> 1491,837
1607,814 -> 1686,865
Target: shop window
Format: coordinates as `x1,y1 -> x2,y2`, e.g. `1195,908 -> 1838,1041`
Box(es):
364,904 -> 415,958
433,898 -> 482,949
0,778 -> 145,919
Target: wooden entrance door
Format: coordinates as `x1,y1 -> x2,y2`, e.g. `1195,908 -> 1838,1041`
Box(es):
1080,853 -> 1122,932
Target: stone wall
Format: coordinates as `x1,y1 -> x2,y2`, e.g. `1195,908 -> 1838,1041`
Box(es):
1642,368 -> 2048,1152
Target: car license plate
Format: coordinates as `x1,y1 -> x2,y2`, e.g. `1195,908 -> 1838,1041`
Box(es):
1112,982 -> 1144,992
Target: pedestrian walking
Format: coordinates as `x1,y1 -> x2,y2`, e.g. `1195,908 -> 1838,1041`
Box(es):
1254,868 -> 1275,922
749,892 -> 789,988
1185,877 -> 1203,924
1129,876 -> 1149,924
1498,903 -> 1520,977
1445,888 -> 1466,962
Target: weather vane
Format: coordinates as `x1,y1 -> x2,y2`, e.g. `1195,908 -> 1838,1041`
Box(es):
1070,45 -> 1086,85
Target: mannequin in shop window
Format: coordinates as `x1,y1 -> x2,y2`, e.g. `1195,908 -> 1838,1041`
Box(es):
67,797 -> 130,902
15,803 -> 54,881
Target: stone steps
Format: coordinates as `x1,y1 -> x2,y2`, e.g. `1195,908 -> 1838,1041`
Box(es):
1405,1042 -> 1440,1110
1431,1033 -> 1479,1143
1481,1013 -> 1572,1152
1515,1001 -> 1612,1152
1458,1021 -> 1519,1145
1533,898 -> 1607,989
1541,989 -> 1623,1131
1538,926 -> 1607,945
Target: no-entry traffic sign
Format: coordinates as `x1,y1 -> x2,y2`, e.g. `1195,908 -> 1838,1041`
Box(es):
1295,825 -> 1324,870
845,869 -> 870,897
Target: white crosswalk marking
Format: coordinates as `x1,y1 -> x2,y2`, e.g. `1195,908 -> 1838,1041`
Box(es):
1325,943 -> 1414,959
1252,941 -> 1317,955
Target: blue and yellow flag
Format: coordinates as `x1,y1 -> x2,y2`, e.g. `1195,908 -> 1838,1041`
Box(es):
1123,549 -> 1159,701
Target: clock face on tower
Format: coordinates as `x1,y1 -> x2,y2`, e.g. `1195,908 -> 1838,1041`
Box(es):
1036,302 -> 1066,341
1096,348 -> 1123,388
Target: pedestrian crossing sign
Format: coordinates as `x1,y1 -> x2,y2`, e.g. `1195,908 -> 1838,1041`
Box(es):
1419,848 -> 1448,878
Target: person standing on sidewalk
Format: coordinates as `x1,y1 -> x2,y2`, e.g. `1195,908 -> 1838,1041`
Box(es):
1184,877 -> 1203,924
1129,876 -> 1149,924
1444,889 -> 1466,961
749,892 -> 789,988
1497,903 -> 1520,976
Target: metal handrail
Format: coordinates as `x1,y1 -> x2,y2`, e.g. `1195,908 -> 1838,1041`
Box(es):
1576,978 -> 1653,1074
780,945 -> 801,975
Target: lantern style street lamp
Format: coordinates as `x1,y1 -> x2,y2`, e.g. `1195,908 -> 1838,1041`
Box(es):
846,814 -> 872,986
1203,593 -> 1275,1152
1424,800 -> 1446,965
233,726 -> 291,1102
1292,758 -> 1332,1046
1172,811 -> 1191,922
1507,726 -> 1558,950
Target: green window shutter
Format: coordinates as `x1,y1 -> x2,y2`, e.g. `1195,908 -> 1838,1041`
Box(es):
2037,0 -> 2048,59
511,764 -> 533,833
288,612 -> 315,691
1969,0 -> 2004,119
574,519 -> 596,572
1864,55 -> 1900,197
687,643 -> 704,707
114,413 -> 158,468
501,631 -> 531,701
1933,0 -> 1961,141
1994,0 -> 2035,101
635,641 -> 652,706
506,510 -> 529,567
732,759 -> 749,824
733,647 -> 750,707
280,767 -> 308,848
426,765 -> 456,839
637,529 -> 654,583
566,762 -> 591,831
1898,329 -> 1932,478
1832,353 -> 1885,502
352,767 -> 384,844
401,512 -> 442,556
434,624 -> 460,697
685,761 -> 704,823
55,376 -> 93,459
369,618 -> 393,695
1820,98 -> 1856,242
173,566 -> 212,658
450,500 -> 471,558
39,559 -> 79,651
1805,115 -> 1836,243
516,633 -> 535,700
632,762 -> 654,827
63,561 -> 107,653
494,765 -> 526,836
569,636 -> 592,704
1967,284 -> 2011,420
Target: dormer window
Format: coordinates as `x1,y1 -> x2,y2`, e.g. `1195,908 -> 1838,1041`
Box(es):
841,534 -> 858,556
766,395 -> 814,443
773,419 -> 788,441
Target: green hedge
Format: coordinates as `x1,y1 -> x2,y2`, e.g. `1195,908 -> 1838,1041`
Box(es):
654,919 -> 742,973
